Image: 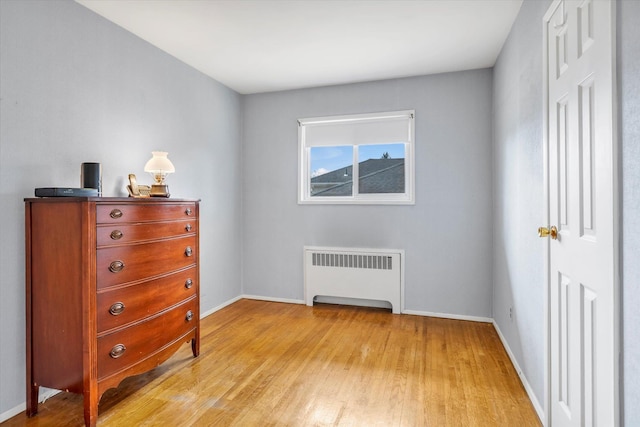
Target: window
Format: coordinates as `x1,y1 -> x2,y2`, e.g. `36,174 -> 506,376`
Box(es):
298,110 -> 415,204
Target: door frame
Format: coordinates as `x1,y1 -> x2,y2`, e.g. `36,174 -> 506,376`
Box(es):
541,0 -> 620,425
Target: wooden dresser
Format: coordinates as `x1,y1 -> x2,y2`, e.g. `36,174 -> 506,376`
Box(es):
24,197 -> 200,427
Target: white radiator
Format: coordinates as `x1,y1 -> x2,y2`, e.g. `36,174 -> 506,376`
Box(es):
304,246 -> 403,314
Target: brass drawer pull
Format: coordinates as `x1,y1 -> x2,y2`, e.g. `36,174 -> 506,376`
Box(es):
110,344 -> 126,359
110,209 -> 123,219
110,230 -> 124,240
185,310 -> 194,322
185,224 -> 192,232
185,208 -> 192,216
109,260 -> 125,273
185,278 -> 193,289
185,247 -> 193,257
109,302 -> 125,315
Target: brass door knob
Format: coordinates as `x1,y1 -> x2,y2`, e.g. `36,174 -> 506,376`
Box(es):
538,225 -> 558,240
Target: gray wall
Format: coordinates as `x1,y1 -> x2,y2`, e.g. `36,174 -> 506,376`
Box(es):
492,0 -> 551,410
0,0 -> 242,416
493,0 -> 640,423
242,71 -> 494,317
619,1 -> 640,424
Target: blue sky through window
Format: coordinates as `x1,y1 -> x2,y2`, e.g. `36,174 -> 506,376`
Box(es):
311,143 -> 405,177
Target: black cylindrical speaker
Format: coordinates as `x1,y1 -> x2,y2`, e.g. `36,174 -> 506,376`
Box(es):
81,162 -> 102,195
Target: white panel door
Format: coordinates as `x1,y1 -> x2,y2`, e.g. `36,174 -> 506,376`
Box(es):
544,0 -> 618,426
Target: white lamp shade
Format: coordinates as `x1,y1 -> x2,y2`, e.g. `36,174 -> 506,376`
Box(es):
144,151 -> 175,174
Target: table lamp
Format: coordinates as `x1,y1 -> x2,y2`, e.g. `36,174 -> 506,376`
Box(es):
144,151 -> 175,197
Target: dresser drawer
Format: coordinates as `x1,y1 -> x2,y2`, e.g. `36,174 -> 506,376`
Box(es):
97,268 -> 197,333
96,220 -> 197,247
97,236 -> 197,289
96,203 -> 196,224
97,297 -> 198,380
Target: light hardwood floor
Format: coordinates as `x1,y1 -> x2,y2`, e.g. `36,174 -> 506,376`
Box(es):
4,299 -> 541,426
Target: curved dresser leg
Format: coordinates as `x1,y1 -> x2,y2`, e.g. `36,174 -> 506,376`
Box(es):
191,332 -> 200,358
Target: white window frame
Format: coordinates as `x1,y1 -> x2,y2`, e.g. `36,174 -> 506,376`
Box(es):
298,110 -> 415,205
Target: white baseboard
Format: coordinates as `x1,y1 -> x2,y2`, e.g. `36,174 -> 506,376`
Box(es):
0,403 -> 24,423
492,320 -> 544,423
0,387 -> 59,423
200,294 -> 305,319
213,297 -> 493,323
200,295 -> 243,318
240,298 -> 491,324
403,309 -> 493,323
241,294 -> 305,305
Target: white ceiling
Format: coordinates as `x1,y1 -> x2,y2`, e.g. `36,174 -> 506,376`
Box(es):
75,0 -> 523,95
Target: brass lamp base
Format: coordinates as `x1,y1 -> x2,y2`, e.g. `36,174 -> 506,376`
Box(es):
149,184 -> 170,198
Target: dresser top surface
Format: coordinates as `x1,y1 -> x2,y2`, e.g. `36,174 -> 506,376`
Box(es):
25,197 -> 200,204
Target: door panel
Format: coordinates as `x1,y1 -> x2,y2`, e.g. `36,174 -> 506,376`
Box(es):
545,0 -> 617,426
